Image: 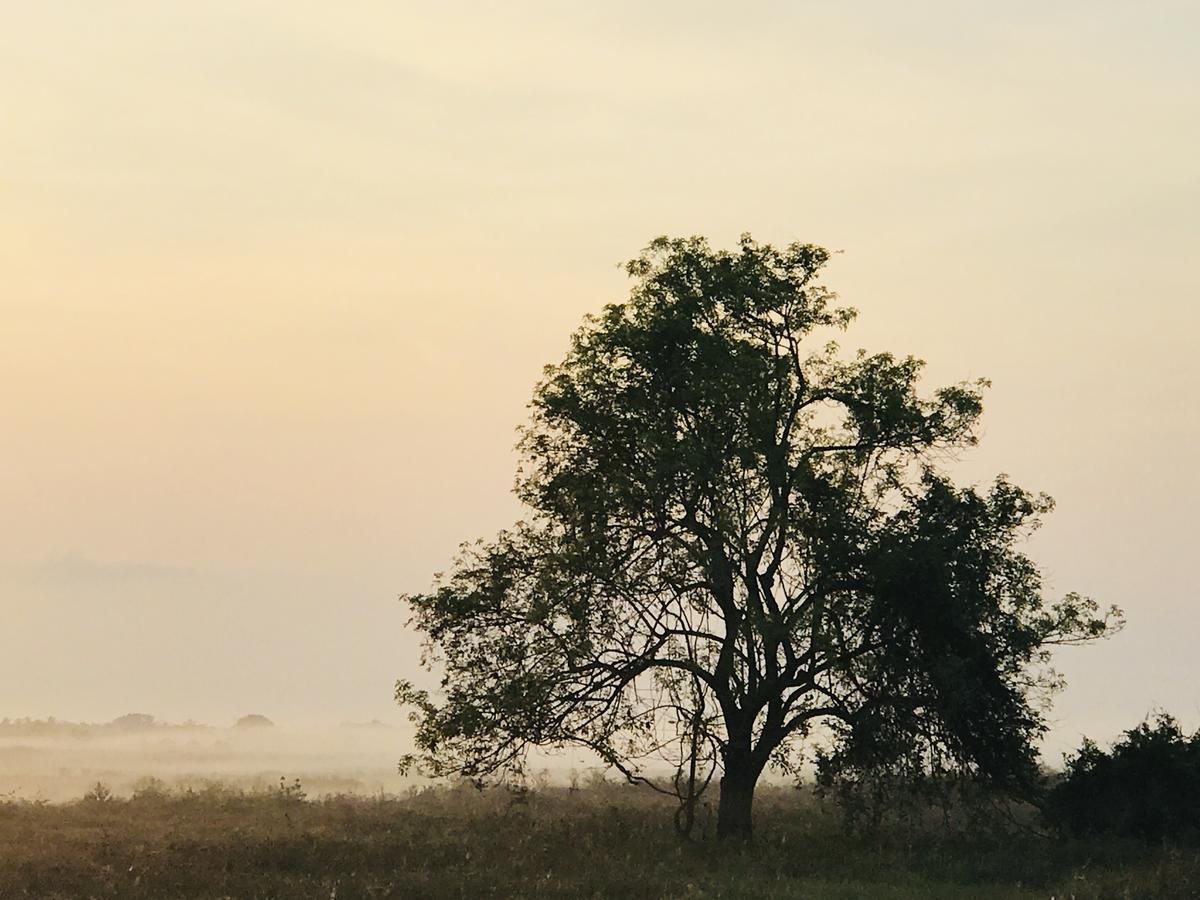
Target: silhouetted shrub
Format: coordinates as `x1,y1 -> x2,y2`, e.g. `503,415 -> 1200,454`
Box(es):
275,776 -> 307,803
81,782 -> 114,803
1046,714 -> 1200,842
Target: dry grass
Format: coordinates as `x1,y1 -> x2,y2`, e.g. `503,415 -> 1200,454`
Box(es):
0,782 -> 1197,898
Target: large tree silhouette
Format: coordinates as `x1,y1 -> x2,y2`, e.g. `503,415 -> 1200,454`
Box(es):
398,236 -> 1119,840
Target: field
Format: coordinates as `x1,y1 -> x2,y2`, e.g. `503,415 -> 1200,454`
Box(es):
2,782 -> 1198,899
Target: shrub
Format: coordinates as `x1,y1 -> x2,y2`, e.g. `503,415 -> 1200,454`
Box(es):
81,782 -> 113,803
130,776 -> 171,801
275,776 -> 307,803
1046,713 -> 1200,842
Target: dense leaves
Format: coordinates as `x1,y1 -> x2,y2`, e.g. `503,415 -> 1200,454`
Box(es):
398,235 -> 1120,837
1046,715 -> 1200,842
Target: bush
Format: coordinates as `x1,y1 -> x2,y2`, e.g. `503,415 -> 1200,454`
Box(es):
81,782 -> 114,803
275,777 -> 307,803
130,777 -> 171,801
1046,714 -> 1200,842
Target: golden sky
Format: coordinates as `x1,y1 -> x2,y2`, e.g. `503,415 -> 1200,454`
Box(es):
2,2 -> 1198,753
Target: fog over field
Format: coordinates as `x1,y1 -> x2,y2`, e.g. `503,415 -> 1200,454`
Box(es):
0,714 -> 618,803
4,0 -> 1199,803
0,716 -> 416,803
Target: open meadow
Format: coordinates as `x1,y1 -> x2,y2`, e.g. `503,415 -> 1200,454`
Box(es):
1,782 -> 1197,899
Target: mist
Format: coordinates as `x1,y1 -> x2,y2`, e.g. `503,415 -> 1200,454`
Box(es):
0,714 -> 413,803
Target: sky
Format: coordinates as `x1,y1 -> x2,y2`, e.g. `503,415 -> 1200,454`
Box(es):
2,1 -> 1198,758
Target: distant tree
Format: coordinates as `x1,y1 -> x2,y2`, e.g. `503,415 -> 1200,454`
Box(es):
397,235 -> 1121,840
1046,714 -> 1200,842
234,714 -> 274,729
109,713 -> 157,731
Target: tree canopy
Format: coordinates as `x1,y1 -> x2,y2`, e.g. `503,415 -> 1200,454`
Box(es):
397,235 -> 1120,840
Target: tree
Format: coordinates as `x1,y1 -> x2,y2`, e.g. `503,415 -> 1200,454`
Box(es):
397,235 -> 1120,840
234,714 -> 275,729
109,713 -> 157,732
1046,714 -> 1200,842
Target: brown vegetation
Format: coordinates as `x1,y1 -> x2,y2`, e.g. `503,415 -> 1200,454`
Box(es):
1,782 -> 1196,898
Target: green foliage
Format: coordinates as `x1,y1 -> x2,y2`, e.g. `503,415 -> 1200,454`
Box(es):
399,235 -> 1121,836
1046,714 -> 1200,842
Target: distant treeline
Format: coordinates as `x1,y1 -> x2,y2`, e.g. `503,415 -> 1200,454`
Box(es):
0,713 -> 274,737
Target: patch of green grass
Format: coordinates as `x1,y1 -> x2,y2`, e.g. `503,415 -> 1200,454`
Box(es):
0,783 -> 1196,898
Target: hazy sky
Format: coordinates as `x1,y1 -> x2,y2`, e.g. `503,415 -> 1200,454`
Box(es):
3,2 -> 1198,757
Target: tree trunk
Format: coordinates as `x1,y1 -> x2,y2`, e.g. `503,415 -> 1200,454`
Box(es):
716,749 -> 758,841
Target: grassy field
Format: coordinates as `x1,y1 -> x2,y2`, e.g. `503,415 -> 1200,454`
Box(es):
1,782 -> 1197,899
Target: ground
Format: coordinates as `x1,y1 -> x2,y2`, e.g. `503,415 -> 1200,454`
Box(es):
1,783 -> 1196,898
